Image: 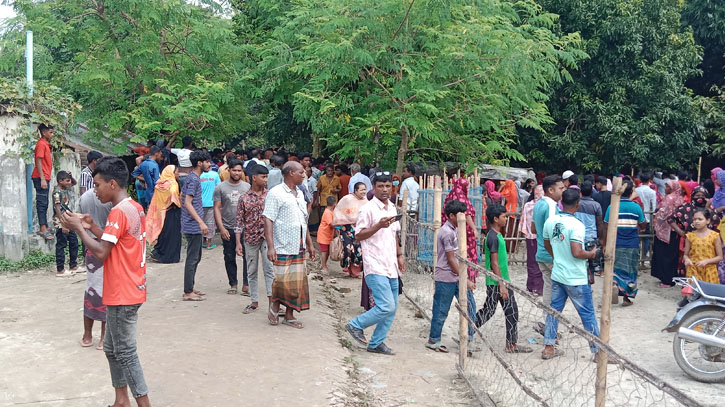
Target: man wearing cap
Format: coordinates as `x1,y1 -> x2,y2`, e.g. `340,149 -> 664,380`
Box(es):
562,170 -> 575,188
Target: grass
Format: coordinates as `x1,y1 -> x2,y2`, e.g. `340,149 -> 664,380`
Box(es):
0,235 -> 85,273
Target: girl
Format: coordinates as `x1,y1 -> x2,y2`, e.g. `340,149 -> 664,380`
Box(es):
317,195 -> 338,274
683,209 -> 723,284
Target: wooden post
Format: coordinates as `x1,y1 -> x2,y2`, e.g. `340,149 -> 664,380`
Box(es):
457,168 -> 461,179
443,167 -> 447,189
457,212 -> 468,370
433,178 -> 442,268
595,177 -> 625,407
474,168 -> 479,187
697,156 -> 703,184
400,189 -> 409,254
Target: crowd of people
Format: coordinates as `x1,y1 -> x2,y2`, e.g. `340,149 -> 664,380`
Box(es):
29,124 -> 725,405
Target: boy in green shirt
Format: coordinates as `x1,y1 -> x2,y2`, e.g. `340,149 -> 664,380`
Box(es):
476,203 -> 532,353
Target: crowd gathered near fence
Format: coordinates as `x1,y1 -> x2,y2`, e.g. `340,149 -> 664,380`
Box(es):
27,124 -> 724,406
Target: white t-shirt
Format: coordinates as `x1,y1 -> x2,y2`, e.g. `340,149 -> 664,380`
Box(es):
170,148 -> 192,167
400,177 -> 419,211
635,185 -> 657,222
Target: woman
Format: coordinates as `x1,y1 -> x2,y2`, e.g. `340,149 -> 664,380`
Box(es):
668,186 -> 721,276
711,170 -> 725,283
519,185 -> 544,295
333,182 -> 368,279
651,180 -> 684,287
443,178 -> 479,281
500,179 -> 519,252
147,165 -> 183,263
485,180 -> 503,204
392,174 -> 402,196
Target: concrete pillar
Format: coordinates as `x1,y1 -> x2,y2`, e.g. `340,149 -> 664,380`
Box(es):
0,115 -> 30,260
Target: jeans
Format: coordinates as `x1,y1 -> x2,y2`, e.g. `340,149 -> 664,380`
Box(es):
184,234 -> 203,293
32,177 -> 49,227
221,237 -> 238,287
537,262 -> 553,309
55,229 -> 78,271
428,281 -> 477,343
350,274 -> 399,348
104,305 -> 148,398
544,280 -> 600,353
476,285 -> 519,345
245,240 -> 274,303
178,175 -> 187,192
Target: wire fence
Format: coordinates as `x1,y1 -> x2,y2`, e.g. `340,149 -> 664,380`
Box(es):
400,214 -> 702,407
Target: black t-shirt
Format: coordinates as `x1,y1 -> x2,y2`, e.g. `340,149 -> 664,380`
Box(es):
594,190 -> 612,215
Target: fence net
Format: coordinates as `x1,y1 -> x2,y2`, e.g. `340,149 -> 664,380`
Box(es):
400,215 -> 702,407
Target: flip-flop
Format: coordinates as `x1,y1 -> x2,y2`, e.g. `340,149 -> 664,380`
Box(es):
506,345 -> 534,354
240,291 -> 250,297
193,290 -> 206,296
541,349 -> 565,360
96,343 -> 104,351
40,231 -> 55,240
182,295 -> 205,301
243,304 -> 258,314
80,338 -> 93,348
268,306 -> 279,326
227,288 -> 238,295
281,318 -> 304,329
425,342 -> 449,353
207,244 -> 217,250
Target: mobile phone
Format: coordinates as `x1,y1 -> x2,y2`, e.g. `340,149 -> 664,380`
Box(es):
393,214 -> 403,221
59,201 -> 71,213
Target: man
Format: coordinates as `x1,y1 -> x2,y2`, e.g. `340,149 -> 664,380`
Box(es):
299,153 -> 312,172
336,164 -> 351,200
567,174 -> 580,190
562,170 -> 574,188
32,123 -> 55,240
200,166 -> 221,249
60,156 -> 151,407
80,151 -> 103,194
267,155 -> 285,189
181,150 -> 211,301
541,189 -> 599,360
317,164 -> 341,219
652,171 -> 667,198
237,165 -> 274,314
518,178 -> 534,209
399,163 -> 419,213
593,176 -> 612,214
213,159 -> 250,295
131,146 -> 162,208
574,181 -> 604,249
532,175 -> 565,334
263,161 -> 317,328
348,163 -> 372,194
603,180 -> 645,306
345,173 -> 406,355
635,172 -> 657,257
170,136 -> 194,189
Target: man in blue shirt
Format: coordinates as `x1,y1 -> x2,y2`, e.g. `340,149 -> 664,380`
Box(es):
533,176 -> 565,316
604,179 -> 645,306
541,189 -> 599,360
131,146 -> 162,208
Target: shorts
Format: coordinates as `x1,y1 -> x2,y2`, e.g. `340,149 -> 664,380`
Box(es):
202,207 -> 216,239
319,243 -> 329,252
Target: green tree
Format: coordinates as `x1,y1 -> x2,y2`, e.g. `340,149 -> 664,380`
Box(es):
0,0 -> 249,148
523,0 -> 704,173
239,0 -> 585,173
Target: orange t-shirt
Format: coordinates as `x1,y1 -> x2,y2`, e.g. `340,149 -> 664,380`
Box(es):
101,198 -> 147,306
317,207 -> 335,245
338,174 -> 351,200
31,138 -> 52,180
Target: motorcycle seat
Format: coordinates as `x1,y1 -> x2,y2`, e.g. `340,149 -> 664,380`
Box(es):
698,280 -> 725,300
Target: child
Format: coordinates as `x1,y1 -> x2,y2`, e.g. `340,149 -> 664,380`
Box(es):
426,200 -> 477,353
317,195 -> 337,274
476,203 -> 532,354
684,208 -> 723,284
200,167 -> 220,249
53,171 -> 79,277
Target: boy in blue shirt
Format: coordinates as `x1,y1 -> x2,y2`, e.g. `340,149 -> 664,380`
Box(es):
200,167 -> 221,249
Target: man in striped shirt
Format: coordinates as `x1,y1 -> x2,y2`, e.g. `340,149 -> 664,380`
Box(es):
80,151 -> 103,195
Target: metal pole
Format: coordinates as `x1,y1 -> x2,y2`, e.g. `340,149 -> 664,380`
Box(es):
26,30 -> 34,234
457,212 -> 468,370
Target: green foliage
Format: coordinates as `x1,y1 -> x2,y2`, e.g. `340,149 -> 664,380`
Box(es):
0,77 -> 81,161
239,0 -> 585,172
0,0 -> 250,148
523,0 -> 705,173
682,0 -> 725,96
0,250 -> 56,273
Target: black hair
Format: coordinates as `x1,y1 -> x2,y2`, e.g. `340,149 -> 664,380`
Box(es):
444,200 -> 467,217
354,182 -> 366,192
595,176 -> 608,185
190,150 -> 211,168
677,170 -> 689,181
485,203 -> 506,224
38,123 -> 53,133
56,170 -> 71,182
568,174 -> 579,186
405,163 -> 416,176
149,145 -> 161,155
581,180 -> 593,197
270,155 -> 285,168
374,174 -> 392,184
561,189 -> 581,207
299,152 -> 311,161
182,136 -> 193,148
703,179 -> 715,198
542,175 -> 563,194
92,156 -> 129,187
86,151 -> 103,164
639,172 -> 651,183
583,174 -> 595,183
326,195 -> 338,206
252,165 -> 269,176
325,163 -> 335,171
337,164 -> 348,174
622,179 -> 634,198
227,159 -> 244,170
693,207 -> 712,220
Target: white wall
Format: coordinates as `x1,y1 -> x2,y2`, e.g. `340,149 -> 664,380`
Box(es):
0,115 -> 29,260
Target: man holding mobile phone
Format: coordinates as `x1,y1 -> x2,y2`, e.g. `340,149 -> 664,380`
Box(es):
345,171 -> 406,356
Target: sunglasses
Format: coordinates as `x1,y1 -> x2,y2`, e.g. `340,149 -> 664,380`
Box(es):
375,171 -> 391,176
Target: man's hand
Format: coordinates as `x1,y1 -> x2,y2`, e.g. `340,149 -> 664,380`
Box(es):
199,221 -> 209,236
236,243 -> 244,257
220,227 -> 231,241
59,211 -> 83,232
308,246 -> 317,261
398,254 -> 406,274
267,246 -> 277,262
376,216 -> 396,229
467,280 -> 476,291
500,285 -> 510,301
40,179 -> 48,189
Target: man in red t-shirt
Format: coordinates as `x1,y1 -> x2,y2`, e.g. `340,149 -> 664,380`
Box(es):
31,124 -> 54,239
61,157 -> 152,407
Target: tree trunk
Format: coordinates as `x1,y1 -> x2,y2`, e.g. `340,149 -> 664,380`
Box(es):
396,126 -> 410,175
312,133 -> 322,157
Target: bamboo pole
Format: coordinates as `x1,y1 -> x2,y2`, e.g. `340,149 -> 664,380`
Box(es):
443,167 -> 448,190
595,176 -> 625,407
433,177 -> 442,268
457,212 -> 468,370
697,156 -> 703,184
474,168 -> 479,187
400,189 -> 409,255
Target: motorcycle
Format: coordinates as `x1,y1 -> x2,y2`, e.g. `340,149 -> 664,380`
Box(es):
663,277 -> 725,383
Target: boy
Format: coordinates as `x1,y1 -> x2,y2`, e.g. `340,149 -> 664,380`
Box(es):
476,204 -> 532,353
426,200 -> 477,353
32,124 -> 55,240
60,156 -> 151,407
53,171 -> 79,276
200,165 -> 220,249
181,150 -> 211,301
317,195 -> 337,274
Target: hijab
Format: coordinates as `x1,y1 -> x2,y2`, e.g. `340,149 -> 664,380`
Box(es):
691,186 -> 710,208
500,179 -> 518,214
678,180 -> 691,203
146,165 -> 181,245
654,180 -> 683,243
712,170 -> 725,210
485,180 -> 502,202
443,178 -> 475,219
333,193 -> 368,226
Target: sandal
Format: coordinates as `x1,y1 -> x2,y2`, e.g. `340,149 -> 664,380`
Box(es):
182,295 -> 205,301
227,288 -> 238,295
506,345 -> 534,354
243,304 -> 258,314
193,290 -> 206,296
281,318 -> 304,329
80,338 -> 93,348
268,306 -> 279,326
541,348 -> 565,360
425,342 -> 449,353
40,231 -> 54,240
207,244 -> 217,250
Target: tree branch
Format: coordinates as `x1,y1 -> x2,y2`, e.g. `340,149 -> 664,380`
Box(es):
391,0 -> 416,44
364,66 -> 401,108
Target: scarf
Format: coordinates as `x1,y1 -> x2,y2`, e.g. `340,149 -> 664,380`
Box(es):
654,180 -> 683,244
679,180 -> 691,203
500,179 -> 518,214
712,170 -> 725,209
146,165 -> 181,245
332,194 -> 368,226
485,180 -> 502,202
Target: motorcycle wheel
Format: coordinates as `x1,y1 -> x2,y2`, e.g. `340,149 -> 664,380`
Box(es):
672,310 -> 725,383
